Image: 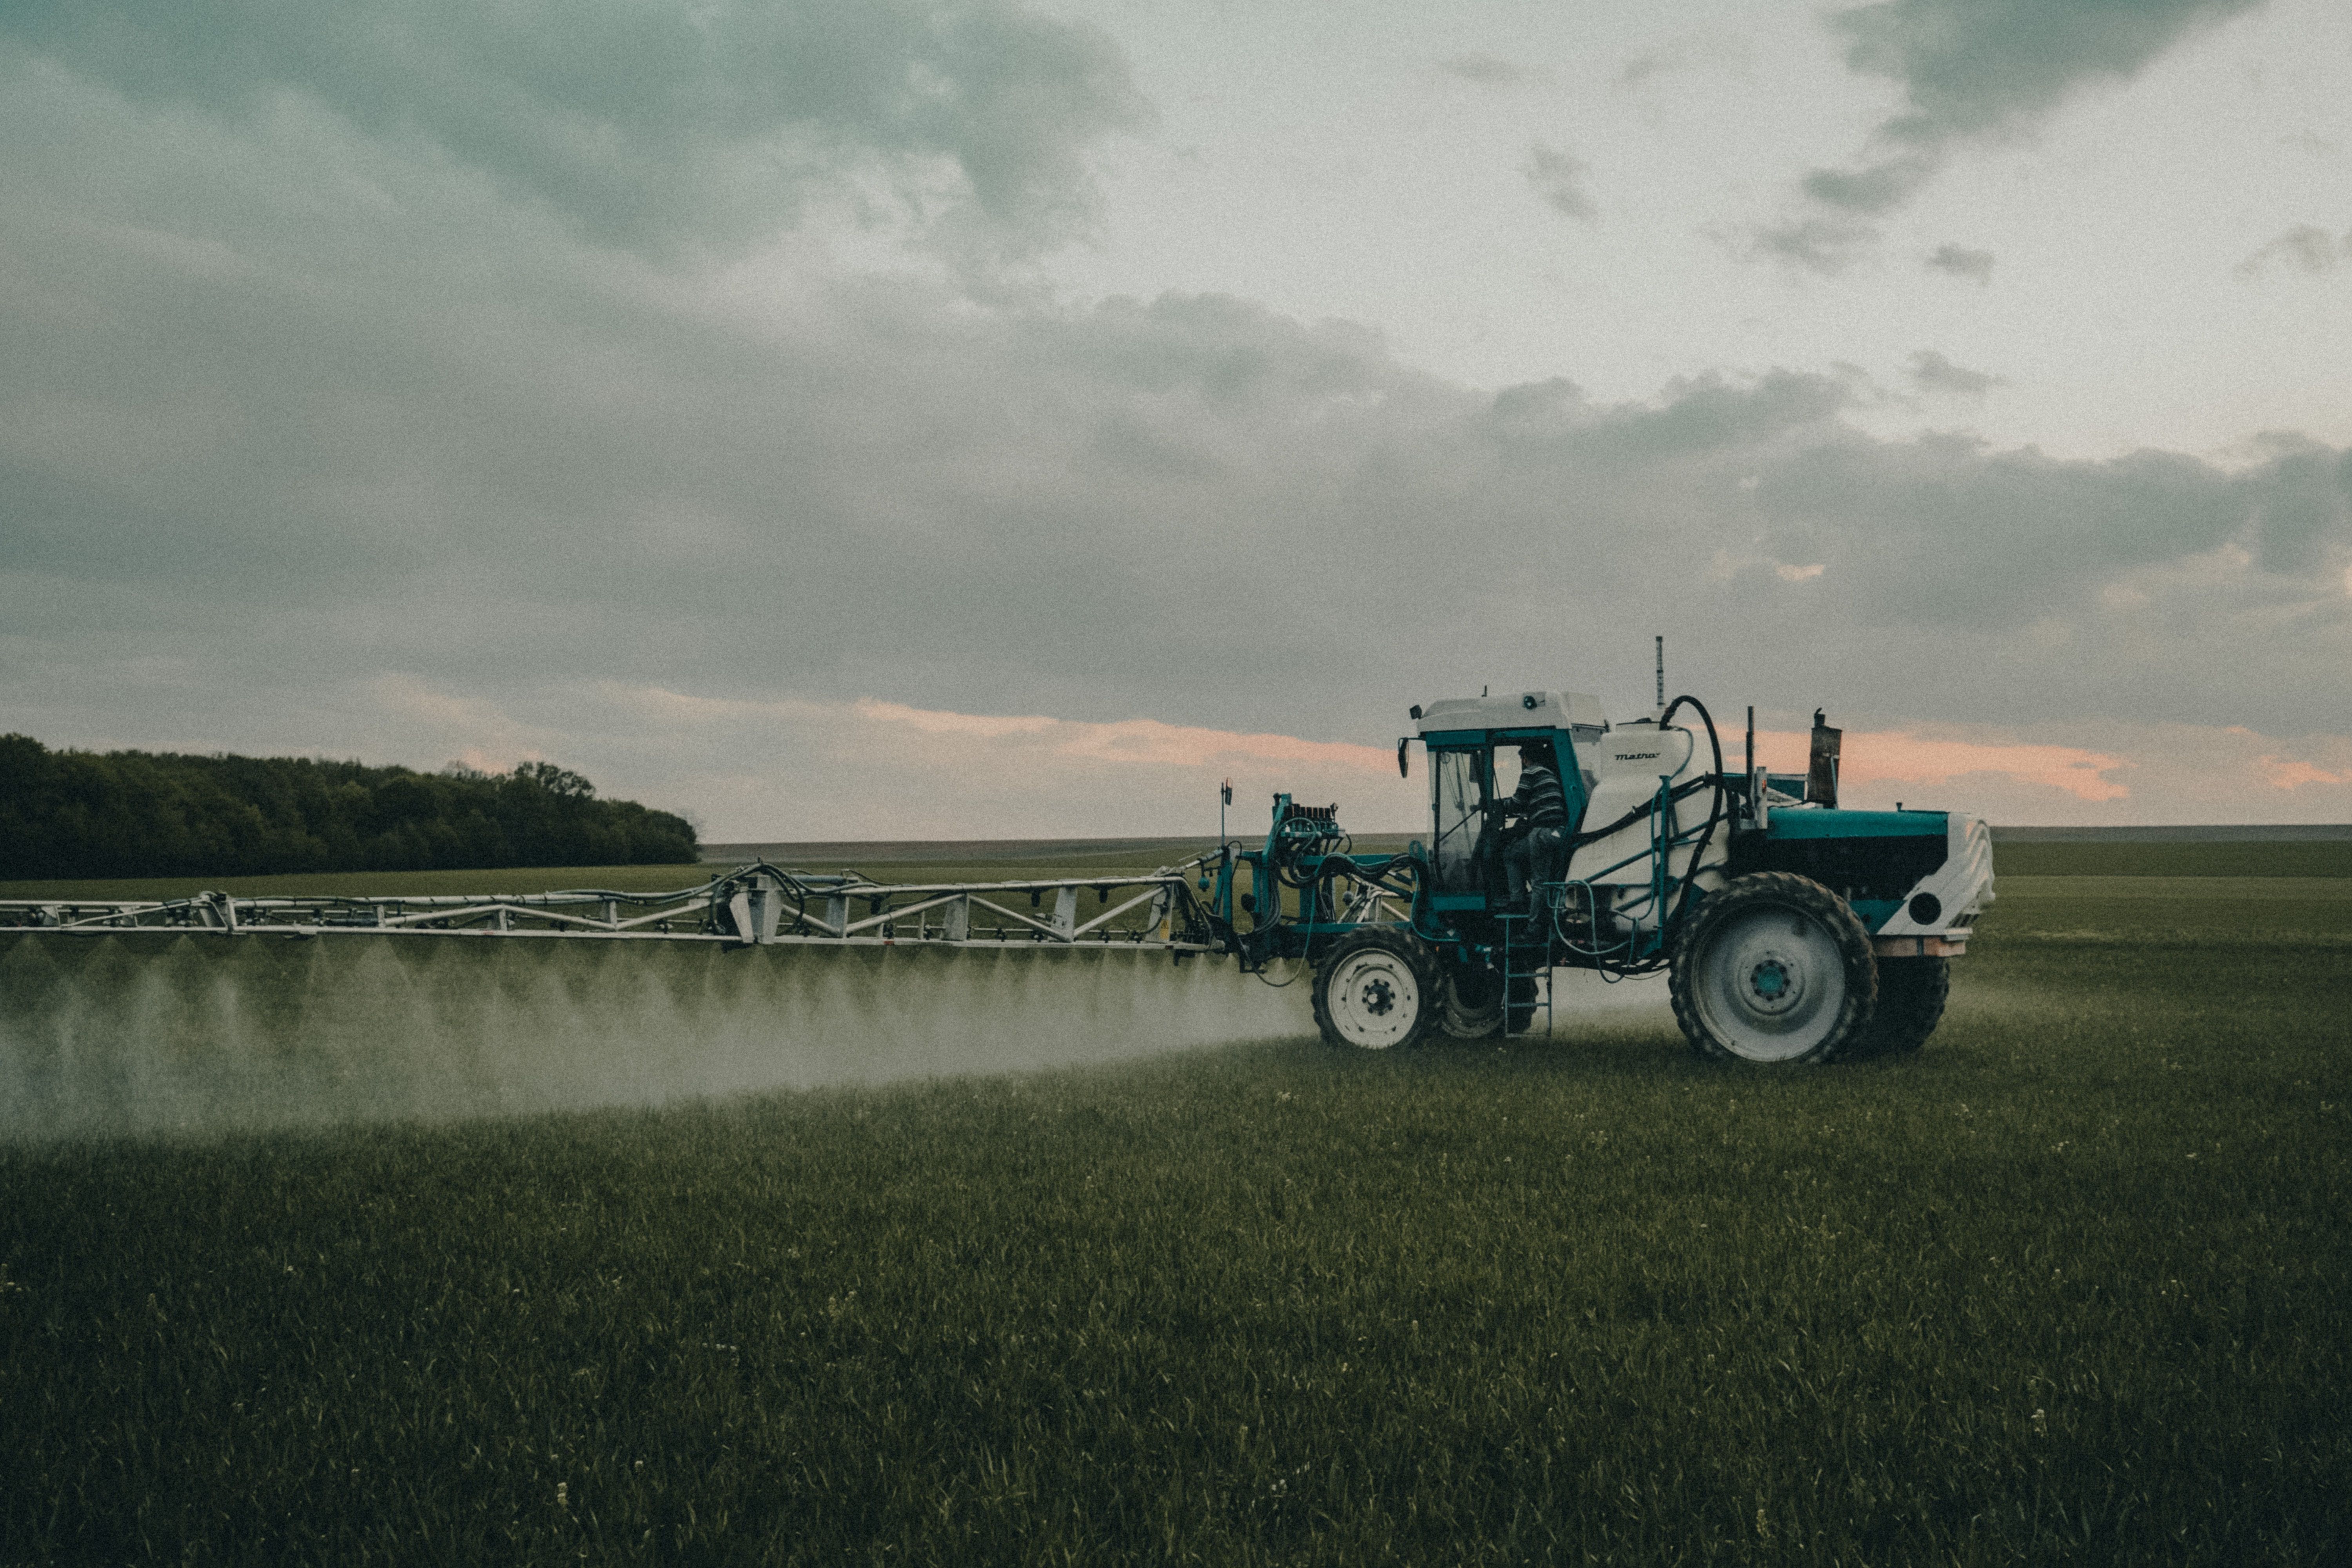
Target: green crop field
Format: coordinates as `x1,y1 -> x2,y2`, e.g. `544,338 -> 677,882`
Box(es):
1989,840 -> 2352,880
1,848 -> 2347,1564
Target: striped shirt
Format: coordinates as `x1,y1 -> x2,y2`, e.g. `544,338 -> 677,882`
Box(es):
1507,761 -> 1568,827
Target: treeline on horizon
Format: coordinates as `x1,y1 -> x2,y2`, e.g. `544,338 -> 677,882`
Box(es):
0,735 -> 698,881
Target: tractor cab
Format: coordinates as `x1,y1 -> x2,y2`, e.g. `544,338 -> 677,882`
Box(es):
1410,690 -> 1607,910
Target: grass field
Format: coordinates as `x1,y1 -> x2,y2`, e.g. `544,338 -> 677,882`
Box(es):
1988,840 -> 2352,880
1,849 -> 2347,1563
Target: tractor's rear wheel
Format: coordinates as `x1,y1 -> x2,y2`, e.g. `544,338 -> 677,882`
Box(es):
1439,965 -> 1504,1039
1855,957 -> 1949,1056
1313,928 -> 1439,1051
1669,873 -> 1877,1064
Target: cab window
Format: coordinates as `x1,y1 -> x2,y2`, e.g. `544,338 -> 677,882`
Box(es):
1431,749 -> 1488,893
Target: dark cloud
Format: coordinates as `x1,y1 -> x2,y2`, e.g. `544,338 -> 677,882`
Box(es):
2235,224 -> 2351,277
2243,440 -> 2352,574
0,0 -> 1151,256
1439,54 -> 1535,88
1524,143 -> 1595,220
1830,0 -> 2267,149
1749,215 -> 1877,275
1926,242 -> 1996,283
1740,435 -> 2334,638
1774,0 -> 2268,256
1616,34 -> 1751,89
1907,350 -> 2005,397
1801,154 -> 1940,215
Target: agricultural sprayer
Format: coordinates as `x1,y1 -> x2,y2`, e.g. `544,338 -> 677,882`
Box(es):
1,687 -> 1991,1065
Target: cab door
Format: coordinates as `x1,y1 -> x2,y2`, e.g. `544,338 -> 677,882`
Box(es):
1429,746 -> 1490,894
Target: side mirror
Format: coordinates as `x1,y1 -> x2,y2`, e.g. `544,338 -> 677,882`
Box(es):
1397,737 -> 1410,778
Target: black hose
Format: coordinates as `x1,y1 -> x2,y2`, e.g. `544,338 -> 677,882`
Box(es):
1546,696 -> 1728,979
1564,773 -> 1713,851
1657,694 -> 1728,931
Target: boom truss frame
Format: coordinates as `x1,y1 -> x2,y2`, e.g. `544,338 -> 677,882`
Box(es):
0,859 -> 1226,953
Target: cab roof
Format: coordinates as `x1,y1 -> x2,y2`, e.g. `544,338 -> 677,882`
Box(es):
1415,691 -> 1608,735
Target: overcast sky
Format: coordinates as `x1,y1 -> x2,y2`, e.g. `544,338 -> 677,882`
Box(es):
4,0 -> 2347,836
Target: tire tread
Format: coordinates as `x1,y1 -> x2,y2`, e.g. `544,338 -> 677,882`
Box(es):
1667,871 -> 1877,1065
1855,956 -> 1949,1057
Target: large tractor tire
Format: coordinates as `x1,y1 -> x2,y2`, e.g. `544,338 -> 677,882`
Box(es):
1855,957 -> 1950,1057
1669,872 -> 1877,1064
1313,927 -> 1441,1051
1439,965 -> 1504,1039
1435,965 -> 1541,1038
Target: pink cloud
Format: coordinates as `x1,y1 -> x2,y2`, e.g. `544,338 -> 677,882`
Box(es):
470,683 -> 2352,834
369,673 -> 551,772
853,700 -> 1056,740
1753,728 -> 2129,802
858,706 -> 2145,801
2259,755 -> 2351,791
857,700 -> 1394,773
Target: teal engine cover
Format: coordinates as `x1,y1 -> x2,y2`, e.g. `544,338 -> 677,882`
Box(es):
1731,809 -> 1950,931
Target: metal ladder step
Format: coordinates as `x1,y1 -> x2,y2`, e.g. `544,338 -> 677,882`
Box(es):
1497,903 -> 1554,1037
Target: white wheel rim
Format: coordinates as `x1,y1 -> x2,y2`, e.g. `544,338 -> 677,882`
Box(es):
1692,904 -> 1848,1062
1325,950 -> 1425,1049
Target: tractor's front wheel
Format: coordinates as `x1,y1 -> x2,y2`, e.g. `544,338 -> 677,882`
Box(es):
1854,957 -> 1949,1056
1313,928 -> 1440,1051
1669,873 -> 1877,1064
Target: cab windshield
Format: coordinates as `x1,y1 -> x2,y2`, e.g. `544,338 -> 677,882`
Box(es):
1430,738 -> 1570,894
1431,749 -> 1486,892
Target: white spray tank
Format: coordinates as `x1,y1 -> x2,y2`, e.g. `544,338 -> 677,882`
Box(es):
1567,709 -> 1729,922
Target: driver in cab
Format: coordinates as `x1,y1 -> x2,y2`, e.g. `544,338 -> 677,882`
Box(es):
1501,742 -> 1568,911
